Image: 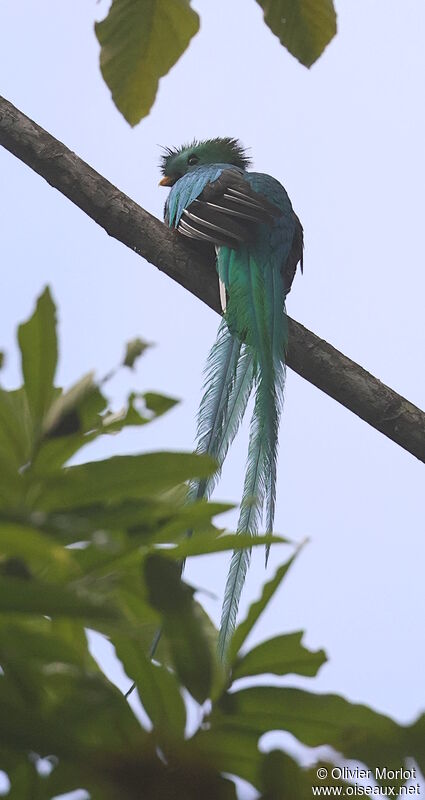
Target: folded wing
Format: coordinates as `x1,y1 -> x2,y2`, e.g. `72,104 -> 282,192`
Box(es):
177,169 -> 282,249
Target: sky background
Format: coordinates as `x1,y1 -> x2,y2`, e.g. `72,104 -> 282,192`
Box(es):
1,1 -> 424,796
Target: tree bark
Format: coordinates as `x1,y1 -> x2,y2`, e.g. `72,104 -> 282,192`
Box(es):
0,95 -> 424,463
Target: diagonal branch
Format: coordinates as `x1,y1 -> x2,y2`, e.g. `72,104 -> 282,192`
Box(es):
0,95 -> 424,463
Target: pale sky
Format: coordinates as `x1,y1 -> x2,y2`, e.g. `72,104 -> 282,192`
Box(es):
1,1 -> 425,797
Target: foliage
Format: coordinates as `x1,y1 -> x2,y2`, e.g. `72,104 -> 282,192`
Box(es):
0,289 -> 423,799
256,0 -> 337,68
95,0 -> 337,125
95,0 -> 200,126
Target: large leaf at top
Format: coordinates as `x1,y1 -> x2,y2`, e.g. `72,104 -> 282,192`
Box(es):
256,0 -> 337,67
37,452 -> 215,510
96,0 -> 200,126
17,287 -> 57,427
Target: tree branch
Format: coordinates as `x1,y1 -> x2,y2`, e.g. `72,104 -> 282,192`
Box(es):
1,95 -> 424,463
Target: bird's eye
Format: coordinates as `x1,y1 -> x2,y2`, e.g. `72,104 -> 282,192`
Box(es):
187,155 -> 199,166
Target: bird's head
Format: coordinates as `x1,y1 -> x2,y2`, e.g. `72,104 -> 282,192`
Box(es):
159,137 -> 250,186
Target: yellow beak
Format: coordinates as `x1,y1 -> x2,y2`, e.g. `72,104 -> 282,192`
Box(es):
159,175 -> 175,187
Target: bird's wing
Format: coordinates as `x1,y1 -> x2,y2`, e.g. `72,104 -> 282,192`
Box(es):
176,169 -> 282,250
282,212 -> 304,295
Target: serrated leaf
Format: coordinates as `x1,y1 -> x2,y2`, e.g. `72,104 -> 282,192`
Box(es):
123,337 -> 150,368
17,287 -> 58,427
97,391 -> 178,436
38,452 -> 215,511
197,724 -> 345,798
256,0 -> 337,67
232,631 -> 326,680
96,0 -> 200,125
144,555 -> 214,703
229,548 -> 301,663
102,392 -> 152,433
213,687 -> 408,775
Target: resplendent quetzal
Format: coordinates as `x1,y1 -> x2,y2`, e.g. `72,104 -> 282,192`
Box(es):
160,138 -> 303,657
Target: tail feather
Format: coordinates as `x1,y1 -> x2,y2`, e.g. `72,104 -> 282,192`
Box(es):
218,388 -> 267,659
218,250 -> 287,658
264,266 -> 287,560
189,319 -> 255,504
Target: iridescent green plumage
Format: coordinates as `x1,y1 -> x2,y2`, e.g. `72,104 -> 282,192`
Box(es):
161,139 -> 303,658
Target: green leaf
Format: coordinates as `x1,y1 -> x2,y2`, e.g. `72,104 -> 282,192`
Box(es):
0,454 -> 24,509
152,499 -> 232,543
229,548 -> 301,663
144,555 -> 214,703
194,724 -> 262,789
197,717 -> 341,796
0,617 -> 97,673
256,0 -> 337,68
165,532 -> 286,560
232,631 -> 327,680
123,337 -> 150,368
259,750 -> 308,799
42,372 -> 106,439
95,0 -> 200,126
258,751 -> 351,800
112,634 -> 186,740
213,687 -> 409,774
144,391 -> 179,418
100,391 -> 177,434
0,522 -> 79,581
17,287 -> 58,426
38,452 -> 215,510
0,575 -> 120,621
406,713 -> 425,775
0,387 -> 32,470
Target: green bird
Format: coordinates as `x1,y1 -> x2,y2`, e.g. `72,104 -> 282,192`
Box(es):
160,138 -> 303,657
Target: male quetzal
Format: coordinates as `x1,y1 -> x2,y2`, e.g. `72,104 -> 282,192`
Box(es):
160,138 -> 303,657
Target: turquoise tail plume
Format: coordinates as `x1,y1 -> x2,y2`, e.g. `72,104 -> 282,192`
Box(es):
160,139 -> 303,660
188,319 -> 255,504
217,245 -> 287,659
